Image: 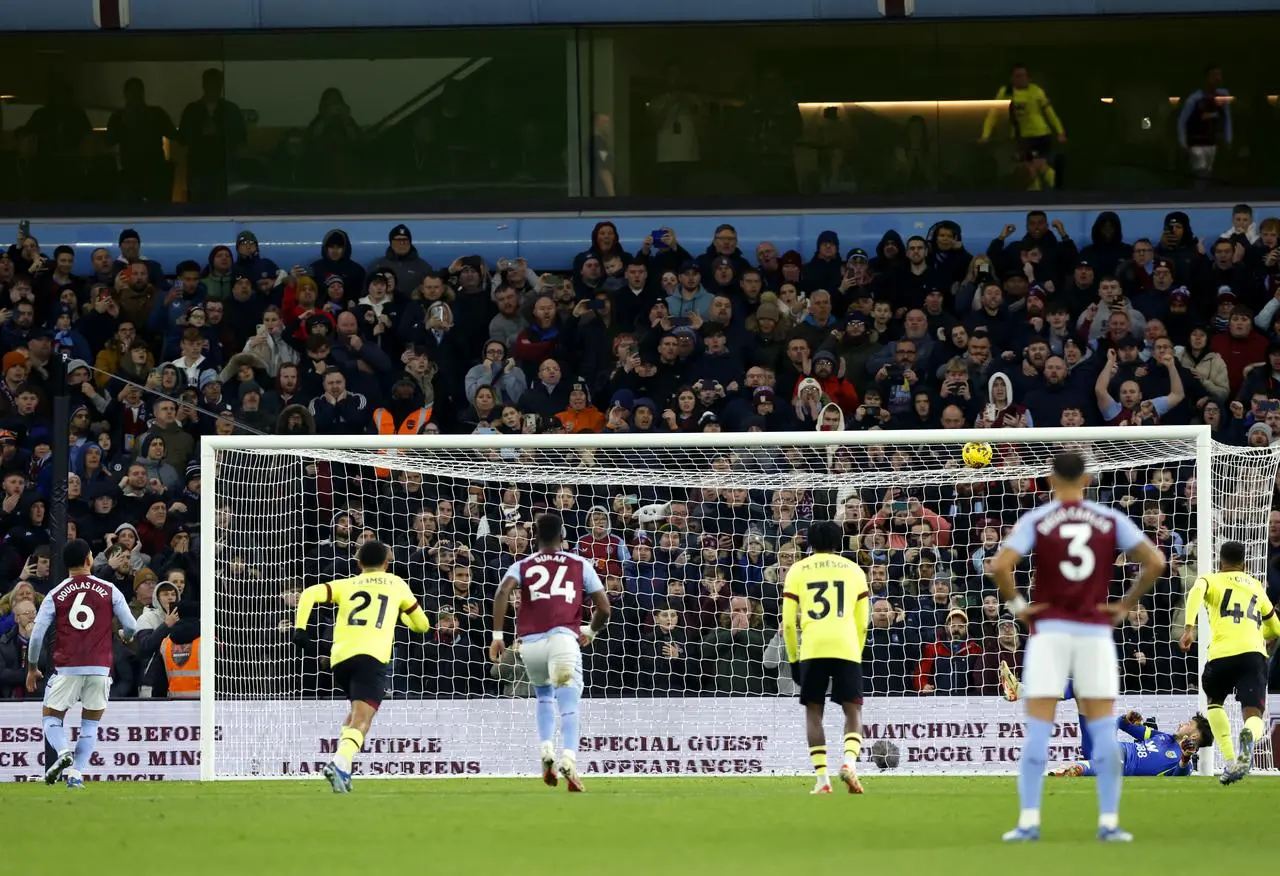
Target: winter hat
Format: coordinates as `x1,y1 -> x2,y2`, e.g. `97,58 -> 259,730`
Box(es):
2,351 -> 26,373
846,248 -> 869,262
236,230 -> 258,246
817,230 -> 840,249
118,228 -> 140,245
753,386 -> 776,404
813,350 -> 838,366
133,567 -> 158,588
324,274 -> 345,288
295,275 -> 318,295
185,462 -> 201,482
755,301 -> 781,322
671,326 -> 699,343
65,358 -> 90,375
779,250 -> 804,269
711,255 -> 734,271
1249,422 -> 1273,442
569,380 -> 591,403
238,380 -> 263,401
609,389 -> 636,410
389,224 -> 412,243
633,397 -> 658,415
795,377 -> 822,398
199,372 -> 220,390
846,310 -> 868,326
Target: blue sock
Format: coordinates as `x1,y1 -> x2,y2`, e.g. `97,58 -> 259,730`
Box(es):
534,686 -> 555,746
1079,709 -> 1094,761
1018,717 -> 1053,825
554,685 -> 581,756
1086,716 -> 1122,824
42,715 -> 67,756
74,719 -> 100,773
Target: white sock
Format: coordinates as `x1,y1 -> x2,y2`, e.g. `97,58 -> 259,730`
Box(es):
1019,809 -> 1040,829
541,740 -> 555,760
1099,814 -> 1118,830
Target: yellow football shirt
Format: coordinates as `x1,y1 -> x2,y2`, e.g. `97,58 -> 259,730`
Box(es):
294,570 -> 430,665
1184,571 -> 1280,661
982,83 -> 1064,140
781,553 -> 870,663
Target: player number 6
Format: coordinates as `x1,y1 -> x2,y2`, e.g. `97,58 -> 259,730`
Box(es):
69,591 -> 96,631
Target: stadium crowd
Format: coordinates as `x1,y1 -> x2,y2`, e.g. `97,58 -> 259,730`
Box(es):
1,207 -> 1280,701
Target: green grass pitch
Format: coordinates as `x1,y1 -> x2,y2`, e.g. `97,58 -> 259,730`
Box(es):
5,776 -> 1273,875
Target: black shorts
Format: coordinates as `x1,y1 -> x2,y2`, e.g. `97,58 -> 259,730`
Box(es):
798,658 -> 863,706
1202,652 -> 1268,711
1019,135 -> 1053,162
332,654 -> 388,706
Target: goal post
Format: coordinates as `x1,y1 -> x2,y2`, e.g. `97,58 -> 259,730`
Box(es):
199,426 -> 1277,780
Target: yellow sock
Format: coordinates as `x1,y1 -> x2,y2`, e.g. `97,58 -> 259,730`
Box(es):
1243,715 -> 1265,747
336,727 -> 365,770
1206,706 -> 1234,762
809,745 -> 827,781
844,732 -> 862,766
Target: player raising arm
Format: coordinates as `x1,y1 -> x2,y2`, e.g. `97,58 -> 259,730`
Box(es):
1049,710 -> 1211,778
991,451 -> 1165,843
489,512 -> 611,792
27,539 -> 139,788
782,521 -> 871,795
1178,540 -> 1280,784
292,539 -> 431,793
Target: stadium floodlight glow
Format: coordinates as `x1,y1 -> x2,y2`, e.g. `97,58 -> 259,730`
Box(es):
200,427 -> 1277,780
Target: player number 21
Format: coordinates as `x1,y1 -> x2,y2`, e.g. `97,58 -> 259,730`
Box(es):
807,580 -> 847,620
1057,523 -> 1097,582
526,564 -> 575,602
347,591 -> 390,629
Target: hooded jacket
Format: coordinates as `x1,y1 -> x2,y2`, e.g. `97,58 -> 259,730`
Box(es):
309,229 -> 367,294
463,341 -> 526,406
137,435 -> 182,492
870,230 -> 906,275
926,221 -> 973,289
1156,211 -> 1202,283
136,581 -> 179,632
1080,211 -> 1129,274
985,372 -> 1032,427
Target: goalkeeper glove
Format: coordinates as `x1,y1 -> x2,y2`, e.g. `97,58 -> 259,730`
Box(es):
291,628 -> 311,652
789,662 -> 803,685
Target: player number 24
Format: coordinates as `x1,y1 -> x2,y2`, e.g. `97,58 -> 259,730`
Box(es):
527,564 -> 575,602
347,591 -> 390,629
1219,588 -> 1262,626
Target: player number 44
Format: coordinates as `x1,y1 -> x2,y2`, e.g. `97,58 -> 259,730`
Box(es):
69,591 -> 96,630
1219,588 -> 1262,626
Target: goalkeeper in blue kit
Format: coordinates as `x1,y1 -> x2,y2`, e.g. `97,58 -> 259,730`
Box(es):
1049,710 -> 1212,778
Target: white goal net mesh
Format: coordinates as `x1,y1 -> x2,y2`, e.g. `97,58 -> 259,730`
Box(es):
206,431 -> 1279,778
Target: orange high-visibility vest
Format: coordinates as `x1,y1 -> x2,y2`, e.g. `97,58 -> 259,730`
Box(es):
372,404 -> 432,476
163,638 -> 200,699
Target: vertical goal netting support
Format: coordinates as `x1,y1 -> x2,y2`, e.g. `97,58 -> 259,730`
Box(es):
199,427 -> 1278,779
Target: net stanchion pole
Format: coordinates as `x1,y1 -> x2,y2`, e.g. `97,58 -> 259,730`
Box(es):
1195,427 -> 1214,776
199,440 -> 218,781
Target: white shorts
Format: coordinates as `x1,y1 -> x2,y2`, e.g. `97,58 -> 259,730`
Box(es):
519,634 -> 582,690
43,674 -> 110,712
1022,630 -> 1118,700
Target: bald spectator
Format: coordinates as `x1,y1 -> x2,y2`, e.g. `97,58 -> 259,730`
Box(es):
1095,346 -> 1185,425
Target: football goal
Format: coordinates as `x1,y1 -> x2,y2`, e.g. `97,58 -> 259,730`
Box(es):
199,426 -> 1278,779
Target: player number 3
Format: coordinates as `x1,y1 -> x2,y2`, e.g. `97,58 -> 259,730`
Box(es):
1057,523 -> 1096,582
69,591 -> 96,630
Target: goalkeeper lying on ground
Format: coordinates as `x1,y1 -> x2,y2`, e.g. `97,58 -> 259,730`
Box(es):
1048,711 -> 1212,778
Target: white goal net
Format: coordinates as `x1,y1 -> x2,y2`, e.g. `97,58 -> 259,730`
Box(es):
200,427 -> 1279,779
